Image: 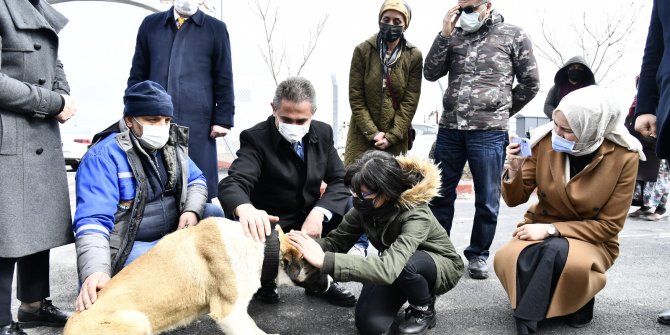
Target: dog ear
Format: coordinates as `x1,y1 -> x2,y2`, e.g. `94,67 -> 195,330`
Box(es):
275,225 -> 285,237
276,225 -> 293,255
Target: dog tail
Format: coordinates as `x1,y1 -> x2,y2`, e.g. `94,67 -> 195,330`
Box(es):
64,310 -> 152,335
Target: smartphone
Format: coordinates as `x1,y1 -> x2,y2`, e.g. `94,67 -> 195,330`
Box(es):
511,137 -> 532,157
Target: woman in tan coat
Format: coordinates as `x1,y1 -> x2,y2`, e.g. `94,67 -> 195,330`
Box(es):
345,0 -> 422,167
493,86 -> 643,334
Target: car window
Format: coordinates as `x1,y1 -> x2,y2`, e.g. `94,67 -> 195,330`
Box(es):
412,124 -> 437,135
424,126 -> 437,135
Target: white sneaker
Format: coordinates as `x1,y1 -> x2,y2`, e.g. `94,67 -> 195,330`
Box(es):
643,212 -> 668,221
347,245 -> 368,257
629,208 -> 653,218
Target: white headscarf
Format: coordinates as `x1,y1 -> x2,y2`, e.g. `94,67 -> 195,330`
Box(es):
529,86 -> 645,160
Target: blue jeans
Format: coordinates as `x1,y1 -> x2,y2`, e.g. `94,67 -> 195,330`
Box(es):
123,203 -> 224,267
429,129 -> 507,260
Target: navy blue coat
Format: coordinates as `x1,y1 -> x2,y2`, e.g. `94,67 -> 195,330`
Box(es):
637,0 -> 670,159
128,7 -> 234,198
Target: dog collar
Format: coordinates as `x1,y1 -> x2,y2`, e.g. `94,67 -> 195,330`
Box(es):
261,229 -> 280,282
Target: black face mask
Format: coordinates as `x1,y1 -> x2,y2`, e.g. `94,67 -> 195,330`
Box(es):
352,197 -> 376,216
352,197 -> 397,220
379,23 -> 404,42
567,69 -> 585,83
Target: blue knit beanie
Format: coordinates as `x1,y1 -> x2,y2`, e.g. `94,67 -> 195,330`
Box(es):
123,81 -> 173,117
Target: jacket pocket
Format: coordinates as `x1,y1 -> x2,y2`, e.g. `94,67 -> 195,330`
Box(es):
0,113 -> 17,155
1,36 -> 34,78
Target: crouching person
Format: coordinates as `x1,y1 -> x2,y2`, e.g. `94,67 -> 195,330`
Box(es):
72,81 -> 223,311
493,86 -> 642,333
288,151 -> 464,335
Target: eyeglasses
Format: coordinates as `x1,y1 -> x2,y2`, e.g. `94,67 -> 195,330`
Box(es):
459,3 -> 482,14
350,189 -> 375,199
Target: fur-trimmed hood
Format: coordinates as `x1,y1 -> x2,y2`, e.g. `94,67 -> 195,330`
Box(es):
396,156 -> 442,209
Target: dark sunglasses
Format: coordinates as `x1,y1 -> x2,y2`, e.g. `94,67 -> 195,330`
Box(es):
458,3 -> 482,14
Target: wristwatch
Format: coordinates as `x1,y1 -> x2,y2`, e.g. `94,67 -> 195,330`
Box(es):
547,224 -> 557,237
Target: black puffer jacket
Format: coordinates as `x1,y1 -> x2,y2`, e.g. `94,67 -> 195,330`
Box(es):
543,56 -> 596,119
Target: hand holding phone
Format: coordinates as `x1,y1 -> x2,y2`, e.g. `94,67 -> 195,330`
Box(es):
511,137 -> 532,157
441,5 -> 461,37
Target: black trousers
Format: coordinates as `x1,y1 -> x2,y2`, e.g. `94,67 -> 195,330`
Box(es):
355,250 -> 437,335
0,250 -> 51,325
514,237 -> 569,334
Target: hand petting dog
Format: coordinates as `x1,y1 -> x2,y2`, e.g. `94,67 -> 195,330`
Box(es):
287,230 -> 325,269
76,271 -> 110,312
178,211 -> 198,229
235,203 -> 279,242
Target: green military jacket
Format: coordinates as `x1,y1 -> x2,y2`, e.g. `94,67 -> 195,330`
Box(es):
345,34 -> 423,166
317,157 -> 464,294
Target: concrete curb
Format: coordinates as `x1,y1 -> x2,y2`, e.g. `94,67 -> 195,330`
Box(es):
456,180 -> 474,199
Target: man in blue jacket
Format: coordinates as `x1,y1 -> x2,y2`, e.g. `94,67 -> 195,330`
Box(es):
127,0 -> 235,204
72,81 -> 221,312
635,0 -> 670,325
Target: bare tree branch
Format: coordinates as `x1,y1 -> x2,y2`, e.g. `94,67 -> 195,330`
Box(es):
251,0 -> 282,85
296,14 -> 328,76
532,15 -> 565,68
535,1 -> 642,86
251,0 -> 328,84
283,47 -> 292,77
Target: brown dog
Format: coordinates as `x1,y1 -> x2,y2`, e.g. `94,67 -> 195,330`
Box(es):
63,217 -> 327,335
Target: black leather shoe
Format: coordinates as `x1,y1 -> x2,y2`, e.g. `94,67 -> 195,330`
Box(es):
467,257 -> 489,279
566,297 -> 594,328
0,322 -> 27,335
395,304 -> 437,335
17,299 -> 70,328
658,309 -> 670,325
306,282 -> 357,307
253,280 -> 280,304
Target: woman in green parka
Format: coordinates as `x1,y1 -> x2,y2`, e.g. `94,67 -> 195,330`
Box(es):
344,0 -> 423,166
288,151 -> 463,335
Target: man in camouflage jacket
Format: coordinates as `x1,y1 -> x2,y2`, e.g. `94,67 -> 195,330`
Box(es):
423,0 -> 539,280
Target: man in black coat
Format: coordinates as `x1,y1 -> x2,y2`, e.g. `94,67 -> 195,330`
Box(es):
636,0 -> 670,325
218,77 -> 355,307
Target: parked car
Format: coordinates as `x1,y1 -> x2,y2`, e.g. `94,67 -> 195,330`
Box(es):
408,123 -> 438,159
61,130 -> 93,171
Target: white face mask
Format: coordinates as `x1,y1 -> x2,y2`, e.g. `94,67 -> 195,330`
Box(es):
134,118 -> 171,150
277,120 -> 310,144
174,0 -> 199,16
460,11 -> 484,33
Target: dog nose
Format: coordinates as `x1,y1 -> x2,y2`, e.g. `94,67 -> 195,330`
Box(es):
288,263 -> 302,280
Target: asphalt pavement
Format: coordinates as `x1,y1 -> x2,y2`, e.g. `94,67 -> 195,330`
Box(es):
11,171 -> 670,334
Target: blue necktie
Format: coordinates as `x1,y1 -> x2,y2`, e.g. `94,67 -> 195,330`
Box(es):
293,141 -> 304,161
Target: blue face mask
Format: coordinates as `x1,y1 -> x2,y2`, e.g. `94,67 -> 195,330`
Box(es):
551,130 -> 576,153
